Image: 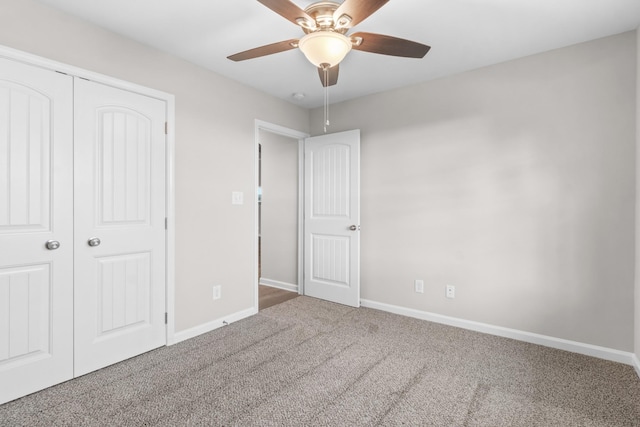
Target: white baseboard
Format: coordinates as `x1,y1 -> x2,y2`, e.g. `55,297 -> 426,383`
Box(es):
259,278 -> 298,293
169,307 -> 257,345
633,354 -> 640,378
360,299 -> 635,367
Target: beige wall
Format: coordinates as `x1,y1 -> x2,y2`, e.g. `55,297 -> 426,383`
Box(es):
259,130 -> 299,286
0,0 -> 309,332
636,28 -> 640,361
311,32 -> 637,351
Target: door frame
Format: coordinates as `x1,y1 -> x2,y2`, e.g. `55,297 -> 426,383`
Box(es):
0,45 -> 177,344
254,120 -> 309,310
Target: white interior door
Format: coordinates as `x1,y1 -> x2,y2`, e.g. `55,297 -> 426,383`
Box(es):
73,78 -> 167,376
304,130 -> 360,307
0,58 -> 74,404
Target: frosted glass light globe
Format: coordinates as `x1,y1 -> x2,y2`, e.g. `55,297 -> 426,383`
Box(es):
298,31 -> 352,67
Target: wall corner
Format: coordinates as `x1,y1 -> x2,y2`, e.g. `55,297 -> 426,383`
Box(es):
635,27 -> 640,373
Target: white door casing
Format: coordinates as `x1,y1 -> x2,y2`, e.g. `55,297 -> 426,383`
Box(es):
304,130 -> 360,307
0,58 -> 74,403
73,79 -> 167,376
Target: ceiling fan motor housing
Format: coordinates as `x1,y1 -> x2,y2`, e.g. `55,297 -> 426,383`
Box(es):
301,1 -> 350,34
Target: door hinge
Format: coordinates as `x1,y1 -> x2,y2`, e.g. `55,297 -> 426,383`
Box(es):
165,312 -> 168,324
165,122 -> 168,135
165,217 -> 168,230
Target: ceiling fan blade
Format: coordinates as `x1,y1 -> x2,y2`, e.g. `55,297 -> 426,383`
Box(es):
227,39 -> 299,61
350,32 -> 431,58
333,0 -> 389,28
257,0 -> 315,28
317,65 -> 339,87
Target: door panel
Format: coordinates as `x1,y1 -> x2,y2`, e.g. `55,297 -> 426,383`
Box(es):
74,78 -> 166,376
98,108 -> 152,225
304,130 -> 360,307
310,143 -> 351,217
0,265 -> 51,359
311,234 -> 350,285
97,252 -> 151,335
0,58 -> 74,404
0,80 -> 53,231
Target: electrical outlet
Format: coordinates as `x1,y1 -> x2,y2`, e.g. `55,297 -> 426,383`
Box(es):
414,279 -> 424,294
213,285 -> 222,300
446,285 -> 455,299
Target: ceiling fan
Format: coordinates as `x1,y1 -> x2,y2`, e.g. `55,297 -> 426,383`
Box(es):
227,0 -> 431,88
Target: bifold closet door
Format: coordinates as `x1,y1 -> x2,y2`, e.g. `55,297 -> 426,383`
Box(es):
73,78 -> 167,376
0,60 -> 167,402
0,58 -> 74,404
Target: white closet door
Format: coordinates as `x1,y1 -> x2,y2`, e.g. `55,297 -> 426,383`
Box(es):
73,79 -> 167,376
0,58 -> 74,404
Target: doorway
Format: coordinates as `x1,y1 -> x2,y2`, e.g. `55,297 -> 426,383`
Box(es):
254,121 -> 308,311
253,122 -> 361,311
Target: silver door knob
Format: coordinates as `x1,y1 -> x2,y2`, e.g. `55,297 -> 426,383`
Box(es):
45,240 -> 60,250
88,237 -> 101,247
349,225 -> 360,231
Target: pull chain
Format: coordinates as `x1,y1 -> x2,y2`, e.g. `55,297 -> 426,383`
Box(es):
322,64 -> 330,133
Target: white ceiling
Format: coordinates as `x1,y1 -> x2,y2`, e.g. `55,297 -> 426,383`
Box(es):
35,0 -> 640,109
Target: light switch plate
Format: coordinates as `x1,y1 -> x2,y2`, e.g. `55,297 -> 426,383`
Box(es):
231,191 -> 244,205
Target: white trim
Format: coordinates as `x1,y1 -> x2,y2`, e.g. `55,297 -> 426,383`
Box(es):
171,307 -> 257,345
165,101 -> 177,346
297,138 -> 305,296
254,120 -> 310,312
361,299 -> 636,366
259,278 -> 298,293
633,354 -> 640,378
255,120 -> 309,140
0,44 -> 178,348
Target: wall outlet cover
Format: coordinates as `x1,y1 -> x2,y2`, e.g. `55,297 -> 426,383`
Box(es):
446,285 -> 455,299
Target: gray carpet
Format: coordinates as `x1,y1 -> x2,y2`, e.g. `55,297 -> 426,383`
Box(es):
1,296 -> 639,426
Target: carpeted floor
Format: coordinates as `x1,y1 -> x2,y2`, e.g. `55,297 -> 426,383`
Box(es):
1,296 -> 639,426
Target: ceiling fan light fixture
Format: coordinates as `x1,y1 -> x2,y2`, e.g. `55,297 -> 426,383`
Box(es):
298,31 -> 352,67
